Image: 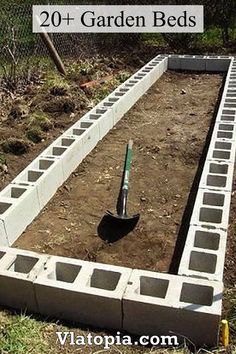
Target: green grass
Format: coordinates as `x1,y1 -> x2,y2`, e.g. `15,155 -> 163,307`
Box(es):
28,111 -> 53,132
0,312 -> 49,354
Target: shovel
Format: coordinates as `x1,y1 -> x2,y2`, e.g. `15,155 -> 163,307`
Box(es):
98,140 -> 140,242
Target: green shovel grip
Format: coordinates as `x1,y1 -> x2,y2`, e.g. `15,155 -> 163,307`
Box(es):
123,139 -> 133,190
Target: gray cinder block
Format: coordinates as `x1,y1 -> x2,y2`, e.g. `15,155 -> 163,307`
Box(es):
34,256 -> 132,330
200,160 -> 234,192
0,247 -> 49,312
178,226 -> 227,281
0,184 -> 40,246
12,156 -> 64,209
190,189 -> 231,230
123,269 -> 223,347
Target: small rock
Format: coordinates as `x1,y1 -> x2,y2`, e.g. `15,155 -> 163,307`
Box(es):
140,197 -> 146,202
181,89 -> 187,95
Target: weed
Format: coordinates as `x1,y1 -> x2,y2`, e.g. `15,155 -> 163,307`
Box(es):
43,74 -> 69,94
26,127 -> 43,143
28,111 -> 53,132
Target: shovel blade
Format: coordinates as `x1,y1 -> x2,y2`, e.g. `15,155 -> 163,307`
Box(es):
97,211 -> 140,243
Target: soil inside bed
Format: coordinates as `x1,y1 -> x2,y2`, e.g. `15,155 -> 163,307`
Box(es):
14,71 -> 223,272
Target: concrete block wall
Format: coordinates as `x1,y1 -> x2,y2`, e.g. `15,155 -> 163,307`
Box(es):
34,256 -> 132,329
0,55 -> 235,346
0,247 -> 223,346
123,269 -> 222,347
178,56 -> 236,283
167,54 -> 232,72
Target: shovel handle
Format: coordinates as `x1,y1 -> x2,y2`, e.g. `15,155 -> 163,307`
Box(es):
123,139 -> 133,191
117,140 -> 133,217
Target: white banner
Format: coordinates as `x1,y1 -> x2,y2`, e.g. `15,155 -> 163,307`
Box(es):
33,5 -> 204,33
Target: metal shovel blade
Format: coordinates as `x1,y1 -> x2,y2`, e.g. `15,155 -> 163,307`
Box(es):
97,210 -> 140,243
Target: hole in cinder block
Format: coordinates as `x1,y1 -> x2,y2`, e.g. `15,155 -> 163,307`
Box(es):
222,109 -> 235,116
220,115 -> 235,122
213,150 -> 230,160
103,102 -> 114,107
48,262 -> 81,283
115,92 -> 125,97
226,99 -> 236,104
226,94 -> 236,98
81,122 -> 93,129
215,142 -> 231,150
209,163 -> 228,174
8,255 -> 38,274
194,230 -> 220,250
39,159 -> 54,170
90,269 -> 121,291
217,131 -> 233,139
96,109 -> 107,114
125,83 -> 135,87
139,276 -> 169,298
2,187 -> 26,199
61,138 -> 75,147
0,251 -> 5,260
207,175 -> 227,188
120,88 -> 129,92
219,124 -> 234,131
89,114 -> 101,120
180,283 -> 213,306
224,104 -> 236,109
28,170 -> 43,182
189,251 -> 217,274
108,98 -> 119,103
10,187 -> 26,198
52,147 -> 67,156
73,128 -> 86,136
199,207 -> 222,224
129,80 -> 138,84
203,192 -> 224,207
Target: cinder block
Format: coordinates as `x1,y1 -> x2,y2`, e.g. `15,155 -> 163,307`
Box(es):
199,160 -> 234,192
206,139 -> 236,163
0,247 -> 49,312
63,119 -> 100,160
34,256 -> 132,329
12,156 -> 64,209
178,226 -> 227,281
0,184 -> 40,246
0,220 -> 8,246
206,57 -> 231,72
190,188 -> 231,230
123,269 -> 222,346
180,56 -> 206,71
167,55 -> 182,70
48,135 -> 84,181
212,122 -> 236,141
81,106 -> 114,140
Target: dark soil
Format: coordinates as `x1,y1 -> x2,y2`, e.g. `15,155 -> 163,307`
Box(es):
13,71 -> 223,273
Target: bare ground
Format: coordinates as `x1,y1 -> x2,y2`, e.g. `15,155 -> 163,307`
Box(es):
13,71 -> 223,273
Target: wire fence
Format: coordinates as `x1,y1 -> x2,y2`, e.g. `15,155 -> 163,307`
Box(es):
0,2 -> 143,65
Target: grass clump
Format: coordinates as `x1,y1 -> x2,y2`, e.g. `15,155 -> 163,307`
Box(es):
43,74 -> 69,96
28,111 -> 53,132
26,127 -> 43,143
0,311 -> 49,354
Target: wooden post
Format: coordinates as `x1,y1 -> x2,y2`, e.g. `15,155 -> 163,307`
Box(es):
40,32 -> 66,76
